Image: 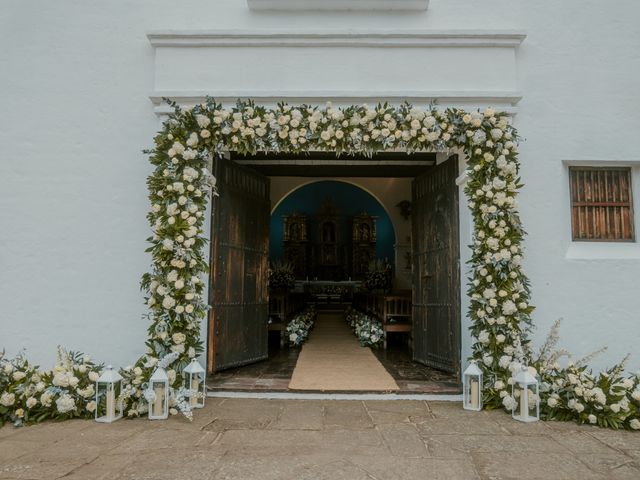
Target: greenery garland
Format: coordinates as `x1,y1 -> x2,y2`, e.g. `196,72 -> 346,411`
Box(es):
1,98 -> 638,429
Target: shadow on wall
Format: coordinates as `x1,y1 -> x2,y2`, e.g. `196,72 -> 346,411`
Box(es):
270,180 -> 396,268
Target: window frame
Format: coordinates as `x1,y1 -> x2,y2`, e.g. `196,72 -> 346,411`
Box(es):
568,166 -> 635,243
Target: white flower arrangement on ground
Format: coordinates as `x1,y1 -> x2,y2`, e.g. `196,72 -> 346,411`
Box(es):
286,306 -> 317,346
1,98 -> 638,430
345,308 -> 384,348
0,347 -> 101,427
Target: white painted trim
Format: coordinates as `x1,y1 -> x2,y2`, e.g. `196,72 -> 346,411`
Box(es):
247,0 -> 429,12
147,29 -> 526,48
207,391 -> 462,401
565,242 -> 640,260
149,90 -> 522,115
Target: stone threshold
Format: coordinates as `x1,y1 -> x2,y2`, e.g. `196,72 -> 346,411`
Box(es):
207,390 -> 462,401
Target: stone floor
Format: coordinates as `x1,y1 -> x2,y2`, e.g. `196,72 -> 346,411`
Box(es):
208,331 -> 460,394
1,399 -> 639,480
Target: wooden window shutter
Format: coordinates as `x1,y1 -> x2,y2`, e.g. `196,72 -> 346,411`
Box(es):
569,167 -> 635,241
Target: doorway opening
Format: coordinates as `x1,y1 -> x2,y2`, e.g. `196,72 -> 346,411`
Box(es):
206,152 -> 461,393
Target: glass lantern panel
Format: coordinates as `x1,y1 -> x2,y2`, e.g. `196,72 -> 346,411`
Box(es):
97,382 -> 119,420
467,375 -> 481,410
150,380 -> 167,417
188,374 -> 201,407
526,384 -> 538,418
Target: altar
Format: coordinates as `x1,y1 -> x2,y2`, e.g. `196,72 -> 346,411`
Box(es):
295,279 -> 362,303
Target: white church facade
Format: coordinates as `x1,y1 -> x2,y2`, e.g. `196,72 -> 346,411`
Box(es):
1,0 -> 639,387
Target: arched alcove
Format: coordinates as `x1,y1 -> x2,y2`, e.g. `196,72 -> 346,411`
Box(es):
270,180 -> 396,276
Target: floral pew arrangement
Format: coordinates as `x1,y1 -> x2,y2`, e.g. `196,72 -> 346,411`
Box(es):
286,306 -> 317,346
344,308 -> 384,348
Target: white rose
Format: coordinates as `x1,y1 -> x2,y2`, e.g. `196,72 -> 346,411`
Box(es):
0,392 -> 16,406
200,129 -> 211,138
196,114 -> 211,128
68,376 -> 79,388
185,304 -> 194,313
55,394 -> 76,414
610,403 -> 621,413
12,371 -> 26,381
26,397 -> 38,409
89,371 -> 99,382
630,419 -> 640,430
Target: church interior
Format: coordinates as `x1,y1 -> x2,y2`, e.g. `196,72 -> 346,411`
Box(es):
207,177 -> 460,394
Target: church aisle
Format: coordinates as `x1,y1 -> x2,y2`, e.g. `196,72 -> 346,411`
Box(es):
288,312 -> 399,391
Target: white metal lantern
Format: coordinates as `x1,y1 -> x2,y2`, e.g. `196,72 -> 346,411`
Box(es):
148,366 -> 169,420
95,365 -> 123,423
183,358 -> 206,409
512,365 -> 540,422
463,360 -> 483,411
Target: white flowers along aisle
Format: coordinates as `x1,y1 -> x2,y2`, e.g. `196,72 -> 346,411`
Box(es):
1,99 -> 639,429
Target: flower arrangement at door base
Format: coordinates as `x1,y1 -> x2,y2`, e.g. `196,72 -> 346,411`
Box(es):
345,309 -> 384,348
286,306 -> 317,346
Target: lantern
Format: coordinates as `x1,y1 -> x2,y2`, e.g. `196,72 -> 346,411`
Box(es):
183,358 -> 206,409
512,365 -> 540,422
462,360 -> 483,411
148,366 -> 169,420
95,365 -> 123,423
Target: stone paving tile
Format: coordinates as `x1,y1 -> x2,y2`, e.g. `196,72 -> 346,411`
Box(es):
575,452 -> 640,480
216,428 -> 386,457
587,429 -> 640,451
267,400 -> 324,430
424,433 -> 567,458
364,400 -> 430,424
549,430 -> 620,454
377,423 -> 428,457
471,452 -> 606,480
414,414 -> 505,436
201,398 -> 285,431
113,448 -> 225,480
322,401 -> 373,430
350,455 -> 481,480
108,427 -> 221,454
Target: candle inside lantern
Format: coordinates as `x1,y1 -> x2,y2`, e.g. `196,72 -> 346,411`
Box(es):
190,377 -> 199,406
520,388 -> 527,419
106,385 -> 115,419
153,385 -> 164,416
470,379 -> 479,409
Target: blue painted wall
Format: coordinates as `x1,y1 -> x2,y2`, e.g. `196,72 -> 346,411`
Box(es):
270,181 -> 395,270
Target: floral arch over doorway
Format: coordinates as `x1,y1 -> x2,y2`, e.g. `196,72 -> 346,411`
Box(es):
135,99 -> 639,429
139,99 -> 533,411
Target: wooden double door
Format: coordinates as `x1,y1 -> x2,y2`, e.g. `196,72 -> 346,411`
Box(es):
208,155 -> 461,376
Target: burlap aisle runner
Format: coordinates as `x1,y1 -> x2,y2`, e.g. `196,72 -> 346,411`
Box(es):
288,312 -> 399,391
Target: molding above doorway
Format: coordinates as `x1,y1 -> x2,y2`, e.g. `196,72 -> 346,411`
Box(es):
147,29 -> 525,48
246,0 -> 430,12
150,90 -> 522,116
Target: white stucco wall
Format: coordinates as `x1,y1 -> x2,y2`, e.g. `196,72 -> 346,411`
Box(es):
1,0 -> 639,372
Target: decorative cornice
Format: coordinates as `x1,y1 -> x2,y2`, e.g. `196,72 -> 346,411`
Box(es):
149,90 -> 522,115
246,0 -> 429,11
147,29 -> 526,48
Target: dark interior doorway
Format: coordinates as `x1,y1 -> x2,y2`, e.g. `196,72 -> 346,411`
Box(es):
207,152 -> 461,391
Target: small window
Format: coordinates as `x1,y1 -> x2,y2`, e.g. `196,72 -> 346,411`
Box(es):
569,167 -> 635,241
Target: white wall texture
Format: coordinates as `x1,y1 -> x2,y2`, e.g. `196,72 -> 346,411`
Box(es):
1,1 -> 639,372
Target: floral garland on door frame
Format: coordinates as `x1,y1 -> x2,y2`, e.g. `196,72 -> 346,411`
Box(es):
1,98 -> 638,429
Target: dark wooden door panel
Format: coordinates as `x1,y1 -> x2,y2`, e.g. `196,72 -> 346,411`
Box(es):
412,156 -> 460,374
208,156 -> 270,373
